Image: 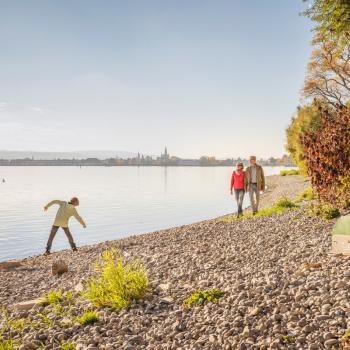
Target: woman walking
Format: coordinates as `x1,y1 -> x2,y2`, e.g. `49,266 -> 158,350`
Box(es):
44,197 -> 86,255
230,162 -> 246,217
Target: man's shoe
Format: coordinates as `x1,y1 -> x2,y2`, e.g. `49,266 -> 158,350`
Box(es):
72,246 -> 78,252
44,250 -> 50,255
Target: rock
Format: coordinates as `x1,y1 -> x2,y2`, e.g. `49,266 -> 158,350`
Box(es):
160,296 -> 174,304
74,282 -> 84,293
13,298 -> 45,312
324,339 -> 339,348
0,260 -> 22,270
51,259 -> 68,276
249,307 -> 260,316
241,326 -> 251,338
158,283 -> 170,292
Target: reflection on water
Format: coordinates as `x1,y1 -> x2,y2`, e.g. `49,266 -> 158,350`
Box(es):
0,166 -> 285,260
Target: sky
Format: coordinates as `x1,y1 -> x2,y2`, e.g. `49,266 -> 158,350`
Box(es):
0,0 -> 313,159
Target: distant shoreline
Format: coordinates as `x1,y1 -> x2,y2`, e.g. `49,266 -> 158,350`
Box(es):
0,164 -> 296,167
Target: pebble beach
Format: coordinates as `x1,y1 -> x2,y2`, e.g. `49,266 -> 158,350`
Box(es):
1,175 -> 349,350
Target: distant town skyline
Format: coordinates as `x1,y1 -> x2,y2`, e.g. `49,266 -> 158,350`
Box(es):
0,1 -> 313,158
0,147 -> 291,161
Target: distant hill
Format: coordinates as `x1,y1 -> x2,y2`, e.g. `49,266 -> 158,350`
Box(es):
0,150 -> 142,160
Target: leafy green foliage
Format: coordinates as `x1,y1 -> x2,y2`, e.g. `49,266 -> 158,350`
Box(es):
286,104 -> 321,175
275,197 -> 297,209
40,290 -> 64,306
295,187 -> 316,202
308,203 -> 341,220
61,343 -> 76,350
303,0 -> 350,46
281,335 -> 295,344
340,329 -> 350,348
300,106 -> 350,207
83,248 -> 148,310
221,197 -> 297,223
78,311 -> 99,326
184,289 -> 225,307
0,340 -> 18,350
280,169 -> 299,176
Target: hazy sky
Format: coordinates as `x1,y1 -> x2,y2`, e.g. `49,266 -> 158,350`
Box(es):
0,0 -> 313,158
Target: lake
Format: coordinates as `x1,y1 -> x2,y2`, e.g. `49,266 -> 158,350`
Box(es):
0,166 -> 286,260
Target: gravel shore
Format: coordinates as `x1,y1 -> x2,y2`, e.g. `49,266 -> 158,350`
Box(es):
1,175 -> 349,350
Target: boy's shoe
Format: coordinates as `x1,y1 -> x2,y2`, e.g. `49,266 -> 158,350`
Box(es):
72,246 -> 78,252
44,250 -> 51,255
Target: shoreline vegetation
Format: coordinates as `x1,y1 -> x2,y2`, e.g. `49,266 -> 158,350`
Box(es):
1,174 -> 349,350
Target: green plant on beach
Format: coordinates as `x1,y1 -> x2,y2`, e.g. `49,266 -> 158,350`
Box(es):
0,339 -> 18,350
340,329 -> 350,348
281,335 -> 295,344
221,197 -> 297,223
39,290 -> 64,306
184,289 -> 225,307
308,203 -> 341,220
61,343 -> 76,350
280,169 -> 299,176
39,289 -> 75,308
295,187 -> 316,203
78,311 -> 99,326
83,248 -> 148,310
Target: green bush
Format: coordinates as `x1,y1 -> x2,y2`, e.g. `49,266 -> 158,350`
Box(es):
0,340 -> 18,350
184,289 -> 225,307
340,329 -> 350,349
308,203 -> 341,220
285,104 -> 321,175
39,290 -> 64,306
83,248 -> 148,310
221,197 -> 297,223
61,343 -> 76,350
78,311 -> 99,326
295,187 -> 316,202
274,197 -> 297,209
280,169 -> 300,176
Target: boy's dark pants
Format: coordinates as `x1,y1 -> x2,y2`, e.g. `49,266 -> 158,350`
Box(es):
46,226 -> 76,252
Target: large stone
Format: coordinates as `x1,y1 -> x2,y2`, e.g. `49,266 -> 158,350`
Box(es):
52,259 -> 68,276
0,260 -> 22,270
74,281 -> 84,292
13,298 -> 45,311
332,235 -> 350,255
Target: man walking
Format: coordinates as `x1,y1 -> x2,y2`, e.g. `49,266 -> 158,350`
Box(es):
44,197 -> 86,254
245,156 -> 265,215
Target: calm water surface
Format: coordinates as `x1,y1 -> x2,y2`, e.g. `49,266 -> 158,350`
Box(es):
0,166 -> 286,260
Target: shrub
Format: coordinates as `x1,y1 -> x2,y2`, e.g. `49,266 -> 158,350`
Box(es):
281,335 -> 295,344
78,311 -> 99,326
274,197 -> 297,209
308,203 -> 341,220
295,187 -> 316,202
221,197 -> 297,223
300,105 -> 350,207
40,290 -> 64,306
0,340 -> 18,350
285,104 -> 322,175
280,169 -> 299,176
61,343 -> 76,350
184,289 -> 225,307
340,329 -> 350,349
83,248 -> 148,310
